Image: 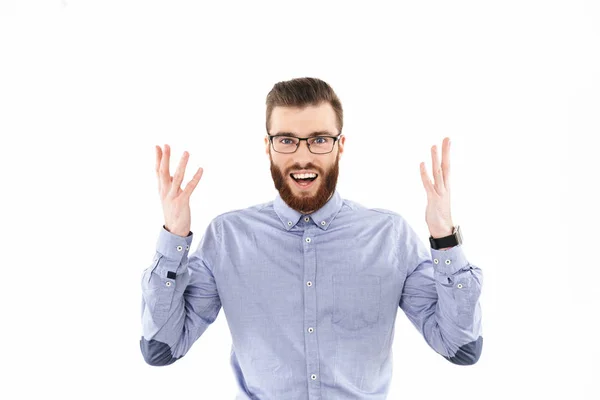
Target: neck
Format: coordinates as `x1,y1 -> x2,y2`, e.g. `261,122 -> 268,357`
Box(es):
299,191 -> 334,214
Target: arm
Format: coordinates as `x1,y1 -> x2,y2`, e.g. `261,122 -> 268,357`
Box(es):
397,216 -> 483,365
140,218 -> 222,366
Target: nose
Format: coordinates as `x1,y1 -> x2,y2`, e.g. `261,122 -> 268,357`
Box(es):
294,139 -> 314,158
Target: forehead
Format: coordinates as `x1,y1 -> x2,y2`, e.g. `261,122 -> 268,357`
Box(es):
270,102 -> 337,136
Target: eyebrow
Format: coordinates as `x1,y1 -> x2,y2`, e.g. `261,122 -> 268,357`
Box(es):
273,131 -> 335,138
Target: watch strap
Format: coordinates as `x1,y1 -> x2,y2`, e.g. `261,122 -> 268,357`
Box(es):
429,225 -> 461,249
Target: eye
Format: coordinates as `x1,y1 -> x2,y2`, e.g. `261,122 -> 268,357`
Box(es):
314,137 -> 329,144
280,138 -> 293,144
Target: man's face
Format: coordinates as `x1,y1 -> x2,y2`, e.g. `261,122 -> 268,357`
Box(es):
265,102 -> 345,214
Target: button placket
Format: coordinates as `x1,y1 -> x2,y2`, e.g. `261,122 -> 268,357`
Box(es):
303,229 -> 320,390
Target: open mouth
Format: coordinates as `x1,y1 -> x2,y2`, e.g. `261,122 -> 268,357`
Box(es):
290,173 -> 318,187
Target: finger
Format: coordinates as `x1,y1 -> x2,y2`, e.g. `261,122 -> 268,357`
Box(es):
159,144 -> 171,193
182,167 -> 204,199
155,145 -> 162,177
419,162 -> 434,194
431,145 -> 444,192
155,146 -> 162,193
441,137 -> 451,189
169,151 -> 189,198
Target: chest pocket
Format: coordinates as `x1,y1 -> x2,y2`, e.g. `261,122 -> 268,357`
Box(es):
332,274 -> 381,331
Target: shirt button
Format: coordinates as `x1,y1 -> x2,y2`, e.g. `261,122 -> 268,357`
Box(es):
176,245 -> 183,251
305,237 -> 311,243
306,281 -> 312,287
308,327 -> 314,333
311,374 -> 317,380
445,259 -> 451,265
321,221 -> 326,225
304,217 -> 310,222
288,221 -> 292,226
166,282 -> 172,287
433,258 -> 439,264
457,283 -> 463,289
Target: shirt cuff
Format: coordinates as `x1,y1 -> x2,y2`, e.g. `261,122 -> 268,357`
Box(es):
430,244 -> 469,275
156,224 -> 194,261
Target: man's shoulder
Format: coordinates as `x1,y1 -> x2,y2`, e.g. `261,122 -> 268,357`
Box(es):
212,199 -> 273,223
343,199 -> 420,244
343,198 -> 403,220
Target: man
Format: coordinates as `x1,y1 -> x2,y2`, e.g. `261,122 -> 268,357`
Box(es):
141,77 -> 483,400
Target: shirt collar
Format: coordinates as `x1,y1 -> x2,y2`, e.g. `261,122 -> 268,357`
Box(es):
273,189 -> 343,231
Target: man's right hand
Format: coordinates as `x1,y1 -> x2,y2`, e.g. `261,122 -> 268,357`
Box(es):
156,144 -> 204,237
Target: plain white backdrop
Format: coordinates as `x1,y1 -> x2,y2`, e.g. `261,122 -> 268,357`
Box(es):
0,1 -> 598,399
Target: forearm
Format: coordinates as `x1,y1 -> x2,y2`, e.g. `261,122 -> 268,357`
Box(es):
140,223 -> 222,366
400,244 -> 483,365
430,245 -> 483,362
141,227 -> 194,365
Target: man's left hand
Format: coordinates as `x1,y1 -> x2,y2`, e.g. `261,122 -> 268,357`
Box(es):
420,137 -> 454,238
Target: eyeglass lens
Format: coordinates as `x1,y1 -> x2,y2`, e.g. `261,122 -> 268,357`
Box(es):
272,136 -> 335,153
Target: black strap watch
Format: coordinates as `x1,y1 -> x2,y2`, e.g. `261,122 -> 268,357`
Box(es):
429,225 -> 462,249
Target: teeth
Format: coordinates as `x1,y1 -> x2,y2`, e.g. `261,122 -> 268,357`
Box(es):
292,173 -> 317,179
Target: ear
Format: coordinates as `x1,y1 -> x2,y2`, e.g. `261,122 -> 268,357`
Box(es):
338,135 -> 345,159
265,136 -> 270,156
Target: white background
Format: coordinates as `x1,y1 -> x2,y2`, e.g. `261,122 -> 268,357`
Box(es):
0,1 -> 598,399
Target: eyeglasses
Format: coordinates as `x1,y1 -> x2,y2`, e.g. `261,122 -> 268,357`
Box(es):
267,133 -> 342,154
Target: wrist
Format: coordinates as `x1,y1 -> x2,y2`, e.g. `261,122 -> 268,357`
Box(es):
430,229 -> 453,239
429,225 -> 462,250
163,225 -> 190,237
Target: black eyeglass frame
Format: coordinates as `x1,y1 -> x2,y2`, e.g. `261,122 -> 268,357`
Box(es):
267,133 -> 342,154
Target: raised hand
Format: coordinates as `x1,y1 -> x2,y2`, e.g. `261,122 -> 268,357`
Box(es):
419,137 -> 454,239
156,144 -> 204,237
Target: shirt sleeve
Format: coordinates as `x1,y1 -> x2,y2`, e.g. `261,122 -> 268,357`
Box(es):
397,216 -> 483,365
139,218 -> 222,366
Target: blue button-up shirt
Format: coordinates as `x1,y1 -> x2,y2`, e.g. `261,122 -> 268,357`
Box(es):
140,189 -> 483,399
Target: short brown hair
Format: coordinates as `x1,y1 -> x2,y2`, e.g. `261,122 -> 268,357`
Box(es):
265,77 -> 343,134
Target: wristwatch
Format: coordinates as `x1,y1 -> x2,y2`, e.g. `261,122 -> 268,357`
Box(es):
429,225 -> 462,249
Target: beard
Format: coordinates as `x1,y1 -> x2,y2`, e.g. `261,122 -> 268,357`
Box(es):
269,149 -> 340,214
